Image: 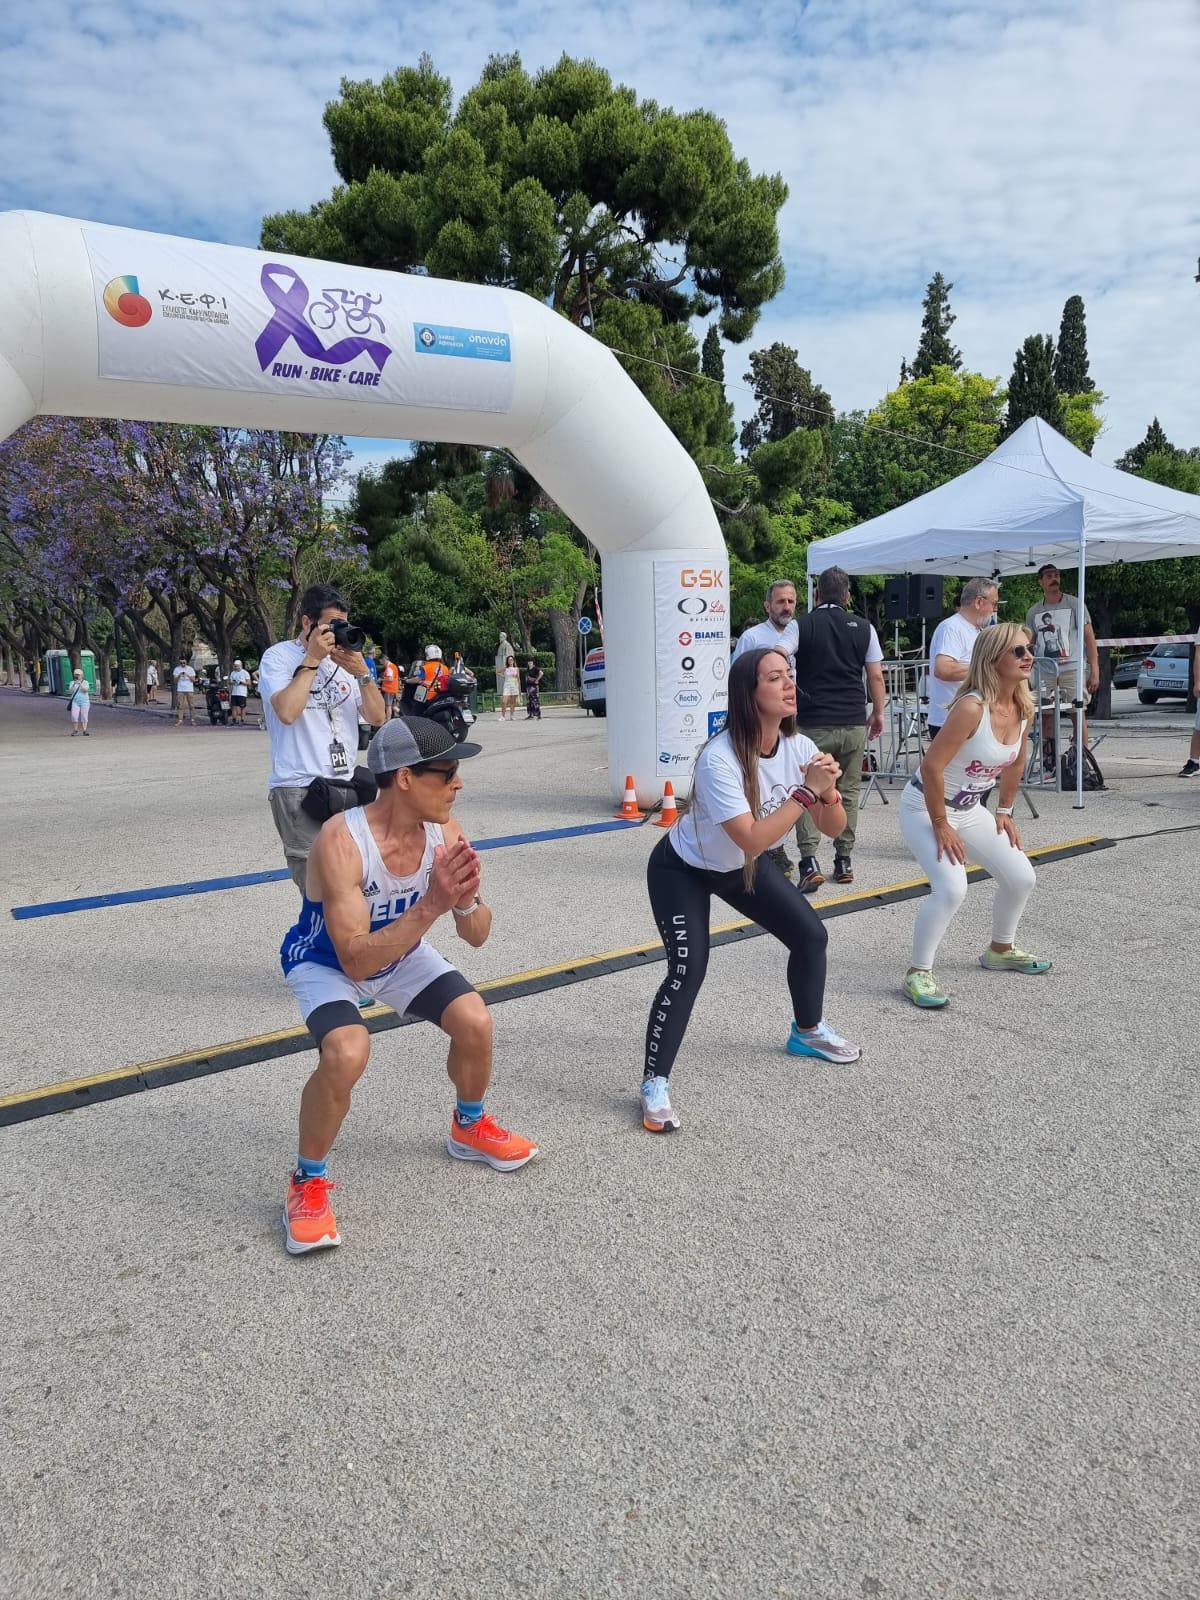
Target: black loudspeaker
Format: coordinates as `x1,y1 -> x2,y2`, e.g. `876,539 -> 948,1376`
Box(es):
913,575 -> 944,620
883,576 -> 909,621
883,574 -> 945,620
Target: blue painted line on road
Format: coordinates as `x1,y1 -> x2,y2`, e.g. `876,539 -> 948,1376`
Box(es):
9,818 -> 644,920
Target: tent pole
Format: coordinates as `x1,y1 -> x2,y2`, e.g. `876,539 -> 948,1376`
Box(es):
1074,533 -> 1087,809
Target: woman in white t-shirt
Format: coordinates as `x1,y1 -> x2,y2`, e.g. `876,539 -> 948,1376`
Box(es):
640,646 -> 863,1134
900,622 -> 1049,1010
67,668 -> 90,735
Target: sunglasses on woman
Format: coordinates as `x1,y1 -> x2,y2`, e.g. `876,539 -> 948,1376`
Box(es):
1010,645 -> 1033,660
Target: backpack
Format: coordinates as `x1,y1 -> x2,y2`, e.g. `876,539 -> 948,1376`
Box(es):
1060,743 -> 1105,791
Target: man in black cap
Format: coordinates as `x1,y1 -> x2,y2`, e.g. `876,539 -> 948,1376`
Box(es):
278,717 -> 538,1256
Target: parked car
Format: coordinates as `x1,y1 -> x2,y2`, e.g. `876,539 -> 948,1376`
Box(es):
580,647 -> 606,716
1111,654 -> 1143,690
1137,642 -> 1193,703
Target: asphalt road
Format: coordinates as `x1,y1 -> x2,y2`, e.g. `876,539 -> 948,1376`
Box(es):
1,688 -> 1197,1600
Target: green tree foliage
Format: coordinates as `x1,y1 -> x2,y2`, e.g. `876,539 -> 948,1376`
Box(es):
833,366 -> 1006,521
1115,416 -> 1174,472
1053,295 -> 1094,393
1061,390 -> 1105,456
1003,334 -> 1065,437
701,325 -> 725,386
910,273 -> 962,379
262,52 -> 786,348
728,494 -> 855,630
739,343 -> 833,451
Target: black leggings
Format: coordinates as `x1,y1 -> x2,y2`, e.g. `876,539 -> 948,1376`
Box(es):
643,833 -> 828,1079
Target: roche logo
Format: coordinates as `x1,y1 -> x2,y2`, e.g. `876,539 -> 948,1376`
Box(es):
674,689 -> 703,708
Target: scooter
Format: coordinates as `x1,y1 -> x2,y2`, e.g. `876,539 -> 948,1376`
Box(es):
205,681 -> 231,725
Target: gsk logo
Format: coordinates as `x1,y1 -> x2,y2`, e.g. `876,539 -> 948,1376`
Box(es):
680,568 -> 725,589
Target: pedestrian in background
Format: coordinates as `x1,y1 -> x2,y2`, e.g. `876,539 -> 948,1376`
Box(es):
146,661 -> 158,704
1179,644 -> 1200,778
499,655 -> 521,721
733,579 -> 800,669
523,658 -> 543,720
926,579 -> 1000,740
380,653 -> 400,718
789,566 -> 886,890
229,659 -> 252,724
173,657 -> 197,726
67,668 -> 90,736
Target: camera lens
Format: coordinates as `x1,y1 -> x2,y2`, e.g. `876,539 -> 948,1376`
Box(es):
330,620 -> 366,651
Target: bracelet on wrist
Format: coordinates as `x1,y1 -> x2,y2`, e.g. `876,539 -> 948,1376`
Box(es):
452,897 -> 482,918
788,785 -> 819,812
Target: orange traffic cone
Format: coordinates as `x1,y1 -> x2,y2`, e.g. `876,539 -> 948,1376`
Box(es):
654,780 -> 679,828
615,775 -> 644,821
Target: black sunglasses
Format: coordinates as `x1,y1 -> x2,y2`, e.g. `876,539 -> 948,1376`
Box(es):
1011,645 -> 1033,660
415,762 -> 459,784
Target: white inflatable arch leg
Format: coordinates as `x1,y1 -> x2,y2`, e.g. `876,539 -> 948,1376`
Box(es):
0,211 -> 729,804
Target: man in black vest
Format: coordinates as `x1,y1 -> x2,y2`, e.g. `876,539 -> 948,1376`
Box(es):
791,567 -> 886,891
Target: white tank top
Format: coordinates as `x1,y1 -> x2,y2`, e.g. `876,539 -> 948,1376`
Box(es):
280,808 -> 444,978
936,692 -> 1028,805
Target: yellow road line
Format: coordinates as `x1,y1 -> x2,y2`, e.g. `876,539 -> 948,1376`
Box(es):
0,835 -> 1104,1114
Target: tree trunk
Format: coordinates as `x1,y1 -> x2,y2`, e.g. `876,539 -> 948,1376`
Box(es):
129,624 -> 148,706
548,607 -> 579,694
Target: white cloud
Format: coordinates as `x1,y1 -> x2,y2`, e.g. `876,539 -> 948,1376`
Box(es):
3,0 -> 1197,465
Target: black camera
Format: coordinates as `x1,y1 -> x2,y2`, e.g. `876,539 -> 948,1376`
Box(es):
327,619 -> 366,652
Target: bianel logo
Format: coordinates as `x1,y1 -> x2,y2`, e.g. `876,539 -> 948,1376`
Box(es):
418,326 -> 437,347
103,275 -> 153,328
691,629 -> 725,641
680,567 -> 725,589
674,688 -> 703,708
678,631 -> 693,647
677,596 -> 707,616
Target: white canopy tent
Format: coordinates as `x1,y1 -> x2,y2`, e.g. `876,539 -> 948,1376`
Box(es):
806,417 -> 1200,807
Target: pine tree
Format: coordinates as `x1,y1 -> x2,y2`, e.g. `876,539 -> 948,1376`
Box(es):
1116,417 -> 1174,472
910,272 -> 962,378
899,358 -> 909,384
1053,295 -> 1094,393
1003,334 -> 1065,437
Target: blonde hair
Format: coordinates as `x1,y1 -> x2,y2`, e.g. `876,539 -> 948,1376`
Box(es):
951,622 -> 1035,722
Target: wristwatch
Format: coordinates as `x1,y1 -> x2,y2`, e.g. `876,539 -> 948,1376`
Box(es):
452,897 -> 482,917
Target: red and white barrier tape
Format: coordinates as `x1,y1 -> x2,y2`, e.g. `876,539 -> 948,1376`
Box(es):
1094,634 -> 1196,648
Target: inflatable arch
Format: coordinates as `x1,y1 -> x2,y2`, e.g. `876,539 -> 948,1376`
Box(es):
0,211 -> 729,803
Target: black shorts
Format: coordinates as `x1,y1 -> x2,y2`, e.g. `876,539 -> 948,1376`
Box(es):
231,693 -> 247,707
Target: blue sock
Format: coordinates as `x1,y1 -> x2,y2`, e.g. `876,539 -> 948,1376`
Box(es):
454,1097 -> 485,1128
296,1155 -> 327,1180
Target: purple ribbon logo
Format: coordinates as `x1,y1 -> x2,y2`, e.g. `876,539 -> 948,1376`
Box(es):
254,265 -> 392,373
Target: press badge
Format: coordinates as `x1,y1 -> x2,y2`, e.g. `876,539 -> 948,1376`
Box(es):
329,739 -> 351,778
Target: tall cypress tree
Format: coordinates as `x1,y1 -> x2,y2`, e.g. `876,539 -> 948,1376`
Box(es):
910,272 -> 962,377
1003,334 -> 1065,437
1116,416 -> 1174,471
1053,295 -> 1094,393
701,325 -> 725,388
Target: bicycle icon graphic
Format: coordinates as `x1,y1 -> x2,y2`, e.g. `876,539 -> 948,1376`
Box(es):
306,288 -> 386,337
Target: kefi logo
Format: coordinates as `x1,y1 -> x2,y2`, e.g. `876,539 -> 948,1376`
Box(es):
103,275 -> 153,328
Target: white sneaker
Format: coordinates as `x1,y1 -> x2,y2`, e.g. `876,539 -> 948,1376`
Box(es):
640,1074 -> 680,1133
786,1019 -> 863,1064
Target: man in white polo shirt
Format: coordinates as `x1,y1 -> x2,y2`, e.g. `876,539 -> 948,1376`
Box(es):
259,584 -> 387,894
926,578 -> 1000,739
732,579 -> 800,668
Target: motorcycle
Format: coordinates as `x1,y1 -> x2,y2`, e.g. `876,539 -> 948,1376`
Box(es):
411,676 -> 477,744
205,681 -> 231,725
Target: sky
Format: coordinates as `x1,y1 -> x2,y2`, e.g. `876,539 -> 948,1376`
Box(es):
3,0 -> 1198,481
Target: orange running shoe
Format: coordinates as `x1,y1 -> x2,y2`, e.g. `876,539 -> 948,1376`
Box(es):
447,1112 -> 538,1171
283,1173 -> 340,1255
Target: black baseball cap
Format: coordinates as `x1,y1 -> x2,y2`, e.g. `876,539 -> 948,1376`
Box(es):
366,716 -> 482,774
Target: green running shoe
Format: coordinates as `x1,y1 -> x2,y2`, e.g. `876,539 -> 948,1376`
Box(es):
903,969 -> 948,1009
979,947 -> 1052,975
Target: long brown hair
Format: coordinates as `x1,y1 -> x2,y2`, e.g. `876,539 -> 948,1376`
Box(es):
724,646 -> 797,887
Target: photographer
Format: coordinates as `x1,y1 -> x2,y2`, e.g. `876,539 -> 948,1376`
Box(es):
259,584 -> 386,894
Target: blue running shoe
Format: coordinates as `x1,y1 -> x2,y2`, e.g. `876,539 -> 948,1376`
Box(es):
787,1019 -> 862,1063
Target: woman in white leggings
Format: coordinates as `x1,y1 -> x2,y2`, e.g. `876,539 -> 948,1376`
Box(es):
900,621 -> 1050,1008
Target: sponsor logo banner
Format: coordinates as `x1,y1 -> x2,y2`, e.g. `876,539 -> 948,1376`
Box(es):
654,558 -> 730,776
85,229 -> 515,414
